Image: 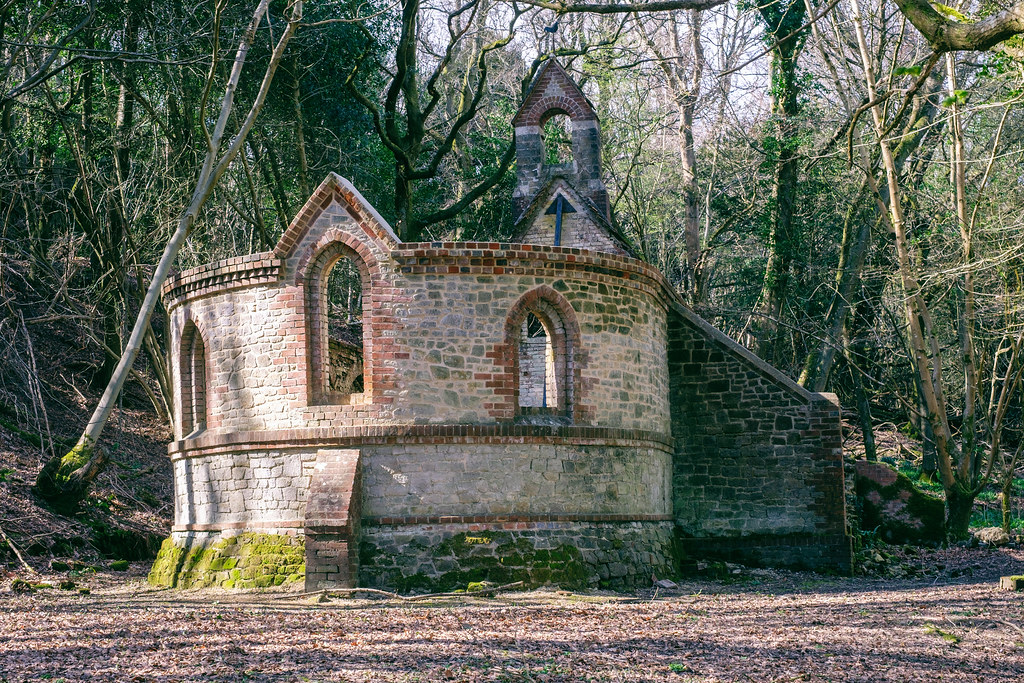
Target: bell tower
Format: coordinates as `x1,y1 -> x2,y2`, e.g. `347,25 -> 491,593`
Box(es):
511,60 -> 610,222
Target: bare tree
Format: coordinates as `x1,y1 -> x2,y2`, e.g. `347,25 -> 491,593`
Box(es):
848,0 -> 1024,537
34,0 -> 304,510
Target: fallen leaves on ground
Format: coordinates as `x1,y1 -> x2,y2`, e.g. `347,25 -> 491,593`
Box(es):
3,549 -> 1024,682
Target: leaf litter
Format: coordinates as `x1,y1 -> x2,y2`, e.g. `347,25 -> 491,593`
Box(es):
2,547 -> 1024,682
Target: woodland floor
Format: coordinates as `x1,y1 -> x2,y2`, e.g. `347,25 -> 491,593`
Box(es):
3,547 -> 1024,683
3,306 -> 1024,682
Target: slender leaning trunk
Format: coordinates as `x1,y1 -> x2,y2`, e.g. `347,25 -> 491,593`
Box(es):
34,0 -> 302,510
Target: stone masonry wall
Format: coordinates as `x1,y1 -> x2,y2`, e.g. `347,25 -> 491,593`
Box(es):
360,521 -> 678,592
171,449 -> 312,531
518,332 -> 551,408
360,442 -> 671,519
164,177 -> 672,437
384,268 -> 669,430
169,281 -> 307,439
166,432 -> 673,590
668,305 -> 851,572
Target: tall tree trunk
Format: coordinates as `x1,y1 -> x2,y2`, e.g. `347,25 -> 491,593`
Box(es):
292,63 -> 310,199
743,0 -> 807,361
848,0 -> 980,538
844,324 -> 877,462
800,182 -> 870,390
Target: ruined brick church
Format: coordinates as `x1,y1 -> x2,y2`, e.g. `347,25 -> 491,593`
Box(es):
150,61 -> 852,591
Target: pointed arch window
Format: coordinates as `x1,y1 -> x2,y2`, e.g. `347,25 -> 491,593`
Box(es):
306,242 -> 370,404
180,322 -> 207,437
506,290 -> 578,419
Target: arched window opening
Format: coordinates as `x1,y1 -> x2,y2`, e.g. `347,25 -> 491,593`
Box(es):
519,312 -> 555,408
503,287 -> 581,423
542,114 -> 574,166
180,323 -> 207,437
324,255 -> 364,396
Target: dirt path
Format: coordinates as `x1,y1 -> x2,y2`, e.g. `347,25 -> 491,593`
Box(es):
2,551 -> 1024,682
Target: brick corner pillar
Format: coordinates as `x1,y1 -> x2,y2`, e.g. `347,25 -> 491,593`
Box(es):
304,448 -> 362,592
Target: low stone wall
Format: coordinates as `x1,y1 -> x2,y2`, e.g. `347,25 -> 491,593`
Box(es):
169,431 -> 672,533
170,449 -> 311,531
360,521 -> 678,591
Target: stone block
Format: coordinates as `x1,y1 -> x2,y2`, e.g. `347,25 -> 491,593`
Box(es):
1000,576 -> 1024,591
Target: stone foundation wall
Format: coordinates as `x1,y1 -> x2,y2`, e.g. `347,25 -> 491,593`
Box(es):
162,431 -> 674,590
149,533 -> 305,589
360,521 -> 678,591
169,433 -> 672,534
678,534 -> 853,572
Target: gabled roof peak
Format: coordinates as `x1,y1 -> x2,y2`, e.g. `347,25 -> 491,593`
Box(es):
512,59 -> 598,128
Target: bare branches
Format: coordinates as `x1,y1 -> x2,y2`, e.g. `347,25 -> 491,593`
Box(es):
1,0 -> 96,103
33,0 -> 305,509
513,0 -> 728,14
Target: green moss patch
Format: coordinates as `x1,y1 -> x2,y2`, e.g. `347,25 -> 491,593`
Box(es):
148,533 -> 305,590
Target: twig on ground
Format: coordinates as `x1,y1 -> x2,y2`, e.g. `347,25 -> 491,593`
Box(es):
0,523 -> 37,574
999,619 -> 1024,639
276,580 -> 525,603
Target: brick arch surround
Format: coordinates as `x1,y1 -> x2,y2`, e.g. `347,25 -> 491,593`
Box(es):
521,97 -> 596,128
301,231 -> 378,404
511,60 -> 598,128
491,285 -> 587,422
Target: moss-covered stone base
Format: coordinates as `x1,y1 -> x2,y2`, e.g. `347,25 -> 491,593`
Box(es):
360,522 -> 679,592
148,533 -> 305,589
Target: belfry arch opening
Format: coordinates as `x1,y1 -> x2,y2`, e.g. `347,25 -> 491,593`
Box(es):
541,113 -> 574,166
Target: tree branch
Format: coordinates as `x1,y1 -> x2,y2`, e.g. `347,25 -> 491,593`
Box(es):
414,140 -> 516,229
515,0 -> 728,13
891,0 -> 1024,53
